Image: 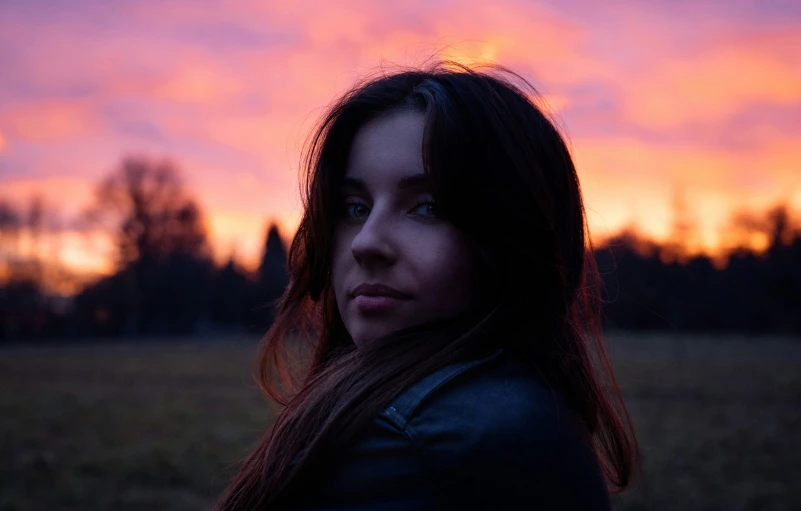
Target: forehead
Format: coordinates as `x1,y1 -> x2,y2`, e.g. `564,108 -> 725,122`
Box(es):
345,110 -> 426,182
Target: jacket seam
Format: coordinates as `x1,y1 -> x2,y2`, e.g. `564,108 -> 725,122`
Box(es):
376,413 -> 441,507
383,347 -> 505,424
383,405 -> 407,430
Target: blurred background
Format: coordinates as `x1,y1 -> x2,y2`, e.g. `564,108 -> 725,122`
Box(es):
1,0 -> 799,509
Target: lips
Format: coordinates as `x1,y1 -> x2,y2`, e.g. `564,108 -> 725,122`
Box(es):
349,283 -> 412,300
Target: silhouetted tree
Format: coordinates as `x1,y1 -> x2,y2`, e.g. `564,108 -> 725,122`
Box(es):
0,199 -> 48,340
210,258 -> 250,326
0,199 -> 22,258
596,203 -> 801,333
27,196 -> 43,259
0,279 -> 46,340
89,155 -> 210,268
249,223 -> 288,331
661,187 -> 700,264
77,155 -> 215,336
6,160 -> 800,340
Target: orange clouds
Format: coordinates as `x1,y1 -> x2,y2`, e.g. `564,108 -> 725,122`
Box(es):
0,176 -> 96,214
1,0 -> 799,282
203,115 -> 297,152
206,210 -> 296,270
155,65 -> 243,103
574,135 -> 800,255
620,29 -> 801,129
1,100 -> 99,141
57,230 -> 115,275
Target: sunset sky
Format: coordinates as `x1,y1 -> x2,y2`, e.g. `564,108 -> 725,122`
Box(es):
1,0 -> 800,281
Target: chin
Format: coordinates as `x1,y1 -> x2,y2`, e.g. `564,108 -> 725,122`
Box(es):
348,322 -> 396,349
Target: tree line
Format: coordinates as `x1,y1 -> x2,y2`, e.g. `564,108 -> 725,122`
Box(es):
597,208 -> 800,332
0,155 -> 799,341
0,156 -> 288,340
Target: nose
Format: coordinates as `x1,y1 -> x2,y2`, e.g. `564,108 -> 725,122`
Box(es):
350,208 -> 396,267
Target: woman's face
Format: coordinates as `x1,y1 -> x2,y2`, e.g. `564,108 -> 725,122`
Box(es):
332,109 -> 479,348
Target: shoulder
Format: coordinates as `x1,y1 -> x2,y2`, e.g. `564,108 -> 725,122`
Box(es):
376,347 -> 611,509
381,347 -> 583,443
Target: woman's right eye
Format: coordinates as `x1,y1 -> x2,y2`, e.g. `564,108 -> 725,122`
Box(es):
344,202 -> 370,220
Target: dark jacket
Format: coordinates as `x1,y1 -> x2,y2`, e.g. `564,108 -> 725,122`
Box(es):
295,347 -> 611,510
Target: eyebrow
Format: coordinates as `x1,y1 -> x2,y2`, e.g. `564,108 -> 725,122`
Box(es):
340,173 -> 430,191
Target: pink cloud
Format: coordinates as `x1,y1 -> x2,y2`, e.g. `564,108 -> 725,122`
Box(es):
0,176 -> 96,216
1,100 -> 101,141
1,0 -> 799,277
619,28 -> 801,129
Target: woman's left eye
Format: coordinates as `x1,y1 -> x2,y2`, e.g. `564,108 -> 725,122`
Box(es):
410,201 -> 438,219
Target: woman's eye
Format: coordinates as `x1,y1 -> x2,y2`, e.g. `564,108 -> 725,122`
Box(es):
411,201 -> 438,219
345,202 -> 370,220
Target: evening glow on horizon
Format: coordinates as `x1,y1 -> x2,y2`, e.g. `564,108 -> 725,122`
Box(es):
1,0 -> 800,283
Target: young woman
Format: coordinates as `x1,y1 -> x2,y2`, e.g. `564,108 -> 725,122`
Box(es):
216,61 -> 639,510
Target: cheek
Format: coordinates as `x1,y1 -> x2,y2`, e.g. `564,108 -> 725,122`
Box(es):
412,232 -> 477,312
331,231 -> 354,300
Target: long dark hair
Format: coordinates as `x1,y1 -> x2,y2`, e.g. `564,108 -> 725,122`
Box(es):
216,61 -> 639,510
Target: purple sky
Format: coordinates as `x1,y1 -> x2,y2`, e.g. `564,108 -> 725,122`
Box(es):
0,0 -> 799,275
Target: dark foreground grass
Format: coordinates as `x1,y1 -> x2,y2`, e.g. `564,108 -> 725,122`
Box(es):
607,333 -> 801,511
1,333 -> 800,510
0,337 -> 274,511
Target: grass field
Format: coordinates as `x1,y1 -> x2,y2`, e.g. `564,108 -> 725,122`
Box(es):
1,333 -> 799,510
